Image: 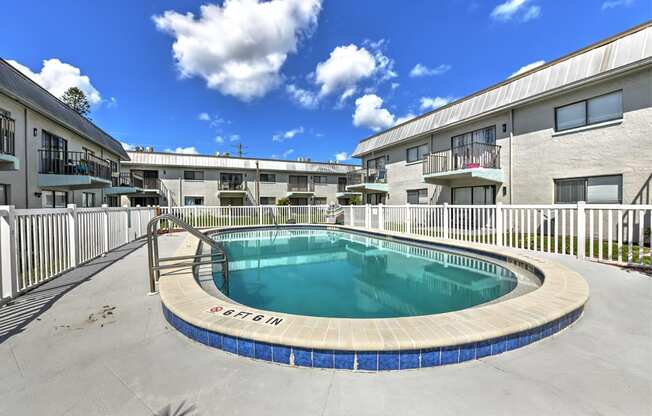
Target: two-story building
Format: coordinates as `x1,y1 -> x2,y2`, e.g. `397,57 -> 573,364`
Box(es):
350,22 -> 652,206
119,150 -> 358,207
0,58 -> 130,209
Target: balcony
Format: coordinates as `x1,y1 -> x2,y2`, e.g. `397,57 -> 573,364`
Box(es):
217,180 -> 248,196
286,180 -> 315,198
105,172 -> 145,195
0,115 -> 19,170
336,182 -> 361,198
345,168 -> 388,193
37,150 -> 112,189
422,142 -> 504,185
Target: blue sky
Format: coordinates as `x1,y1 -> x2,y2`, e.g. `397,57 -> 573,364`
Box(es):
3,0 -> 649,163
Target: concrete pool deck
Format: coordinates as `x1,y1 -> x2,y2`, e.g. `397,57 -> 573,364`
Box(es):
0,232 -> 650,415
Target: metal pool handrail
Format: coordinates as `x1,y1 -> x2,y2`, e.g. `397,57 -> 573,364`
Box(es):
146,213 -> 229,294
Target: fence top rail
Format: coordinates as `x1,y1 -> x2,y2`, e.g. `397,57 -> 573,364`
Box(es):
15,208 -> 69,215
583,204 -> 652,210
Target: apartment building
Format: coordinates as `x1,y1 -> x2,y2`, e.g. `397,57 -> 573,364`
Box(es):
349,22 -> 652,206
119,150 -> 358,207
0,58 -> 130,209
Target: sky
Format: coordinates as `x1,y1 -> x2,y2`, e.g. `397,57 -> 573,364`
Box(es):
3,0 -> 650,164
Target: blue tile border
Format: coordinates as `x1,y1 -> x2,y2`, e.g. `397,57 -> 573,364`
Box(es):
162,303 -> 583,372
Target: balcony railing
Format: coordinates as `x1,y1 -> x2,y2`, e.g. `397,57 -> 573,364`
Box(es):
143,177 -> 161,191
338,183 -> 347,192
38,150 -> 111,180
347,168 -> 387,186
112,172 -> 144,188
287,181 -> 315,192
1,114 -> 15,156
219,181 -> 247,191
423,142 -> 501,175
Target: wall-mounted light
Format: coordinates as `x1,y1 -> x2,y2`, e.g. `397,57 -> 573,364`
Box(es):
33,128 -> 38,137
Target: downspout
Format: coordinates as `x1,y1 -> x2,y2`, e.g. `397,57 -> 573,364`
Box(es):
509,109 -> 514,204
24,108 -> 28,208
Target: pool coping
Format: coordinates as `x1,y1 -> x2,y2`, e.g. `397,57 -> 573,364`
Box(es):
159,225 -> 589,369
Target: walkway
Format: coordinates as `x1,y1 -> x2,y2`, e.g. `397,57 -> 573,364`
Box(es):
0,233 -> 650,415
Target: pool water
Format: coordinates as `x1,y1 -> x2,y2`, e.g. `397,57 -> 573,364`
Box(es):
211,228 -> 517,319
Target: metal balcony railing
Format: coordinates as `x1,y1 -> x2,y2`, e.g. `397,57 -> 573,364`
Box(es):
423,142 -> 501,175
143,177 -> 161,191
287,181 -> 315,192
38,150 -> 112,180
219,181 -> 247,191
1,114 -> 15,156
112,172 -> 144,188
347,168 -> 387,186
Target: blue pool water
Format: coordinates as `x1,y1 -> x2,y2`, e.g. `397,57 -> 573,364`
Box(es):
211,228 -> 517,319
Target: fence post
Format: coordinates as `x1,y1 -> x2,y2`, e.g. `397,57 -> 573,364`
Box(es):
228,206 -> 232,227
0,205 -> 18,301
365,204 -> 371,228
378,203 -> 385,230
101,204 -> 110,253
67,204 -> 79,267
406,204 -> 412,234
136,205 -> 142,240
577,201 -> 586,259
496,202 -> 503,247
258,204 -> 263,225
443,203 -> 449,239
350,206 -> 355,226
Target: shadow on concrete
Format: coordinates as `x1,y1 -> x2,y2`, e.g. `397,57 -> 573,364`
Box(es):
0,239 -> 148,344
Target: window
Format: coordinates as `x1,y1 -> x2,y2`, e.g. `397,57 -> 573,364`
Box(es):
452,186 -> 495,205
555,91 -> 622,131
0,112 -> 16,155
406,143 -> 429,163
106,196 -> 119,207
407,189 -> 428,205
109,160 -> 118,173
312,197 -> 327,205
260,197 -> 276,205
259,173 -> 276,183
82,192 -> 95,208
184,170 -> 204,181
312,175 -> 327,184
451,126 -> 496,147
554,175 -> 622,204
367,156 -> 385,170
184,196 -> 204,205
42,191 -> 68,208
0,184 -> 9,205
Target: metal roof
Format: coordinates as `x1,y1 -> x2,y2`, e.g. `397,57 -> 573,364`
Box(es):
0,59 -> 129,160
353,22 -> 652,157
124,151 -> 358,174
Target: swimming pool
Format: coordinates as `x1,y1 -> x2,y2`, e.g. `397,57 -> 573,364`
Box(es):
160,225 -> 589,371
211,228 -> 518,318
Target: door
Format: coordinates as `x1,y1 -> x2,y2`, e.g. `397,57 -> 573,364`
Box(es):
220,173 -> 243,190
289,175 -> 308,191
41,131 -> 67,174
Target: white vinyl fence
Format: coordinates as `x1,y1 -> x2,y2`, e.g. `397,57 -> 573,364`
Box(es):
0,204 -> 157,305
343,203 -> 652,268
160,205 -> 331,229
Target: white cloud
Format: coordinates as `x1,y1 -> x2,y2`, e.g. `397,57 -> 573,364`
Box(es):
419,96 -> 454,111
166,146 -> 199,154
198,112 -> 211,121
120,142 -> 136,151
8,58 -> 102,106
286,84 -> 319,109
334,152 -> 349,162
153,0 -> 322,102
409,63 -> 451,78
509,60 -> 545,78
106,97 -> 118,109
272,126 -> 304,142
601,0 -> 634,10
229,134 -> 240,142
282,149 -> 294,158
490,0 -> 541,22
391,82 -> 400,90
289,40 -> 396,108
315,44 -> 376,98
215,136 -> 225,144
353,94 -> 395,131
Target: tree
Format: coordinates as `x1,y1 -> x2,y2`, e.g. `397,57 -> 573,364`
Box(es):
61,87 -> 90,117
276,197 -> 289,206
